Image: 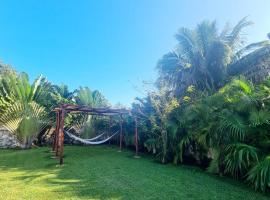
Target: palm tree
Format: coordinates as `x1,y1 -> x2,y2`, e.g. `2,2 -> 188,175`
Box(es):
156,17 -> 269,99
133,89 -> 179,163
228,45 -> 270,82
75,86 -> 108,107
0,71 -> 51,148
68,87 -> 109,138
51,84 -> 75,105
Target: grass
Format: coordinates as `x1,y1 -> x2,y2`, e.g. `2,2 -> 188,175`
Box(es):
0,146 -> 269,200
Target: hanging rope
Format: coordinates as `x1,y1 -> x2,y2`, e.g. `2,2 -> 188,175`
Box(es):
65,130 -> 119,145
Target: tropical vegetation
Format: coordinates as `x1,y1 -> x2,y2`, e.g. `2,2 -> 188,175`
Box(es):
131,17 -> 270,192
1,17 -> 270,193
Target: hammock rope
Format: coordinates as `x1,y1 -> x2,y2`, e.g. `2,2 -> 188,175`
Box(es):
65,130 -> 119,145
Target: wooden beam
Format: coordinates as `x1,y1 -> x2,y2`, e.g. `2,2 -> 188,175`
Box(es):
53,104 -> 130,115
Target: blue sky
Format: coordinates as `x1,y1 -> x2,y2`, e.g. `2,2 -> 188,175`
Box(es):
0,0 -> 269,106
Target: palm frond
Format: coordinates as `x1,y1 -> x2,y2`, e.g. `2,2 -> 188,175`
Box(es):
225,16 -> 253,51
178,132 -> 194,162
234,40 -> 270,60
224,143 -> 258,177
0,101 -> 50,146
175,28 -> 196,60
196,20 -> 218,56
218,111 -> 247,142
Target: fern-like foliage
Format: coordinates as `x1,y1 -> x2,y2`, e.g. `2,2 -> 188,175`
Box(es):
224,143 -> 258,178
249,110 -> 270,127
218,111 -> 247,142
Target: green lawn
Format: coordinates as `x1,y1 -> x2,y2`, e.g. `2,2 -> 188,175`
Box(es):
0,146 -> 269,200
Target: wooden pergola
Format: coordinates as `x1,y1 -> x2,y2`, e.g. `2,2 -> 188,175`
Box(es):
52,104 -> 139,165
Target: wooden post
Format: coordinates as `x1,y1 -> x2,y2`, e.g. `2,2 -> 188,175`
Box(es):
56,110 -> 60,157
55,111 -> 60,157
58,108 -> 65,165
53,111 -> 59,151
109,116 -> 112,134
108,116 -> 112,145
134,116 -> 138,157
55,111 -> 61,157
119,115 -> 123,151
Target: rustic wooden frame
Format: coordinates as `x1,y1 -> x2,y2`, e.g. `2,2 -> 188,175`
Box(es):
52,104 -> 138,165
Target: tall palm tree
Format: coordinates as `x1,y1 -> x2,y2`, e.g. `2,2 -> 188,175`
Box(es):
156,17 -> 269,99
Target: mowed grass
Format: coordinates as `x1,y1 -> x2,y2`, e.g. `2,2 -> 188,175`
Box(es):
0,146 -> 269,200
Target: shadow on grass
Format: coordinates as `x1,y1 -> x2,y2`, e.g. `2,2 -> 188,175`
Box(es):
0,146 -> 269,200
0,146 -> 125,200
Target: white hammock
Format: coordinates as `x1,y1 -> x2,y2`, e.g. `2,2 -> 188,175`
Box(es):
85,132 -> 106,141
65,130 -> 119,145
67,127 -> 106,141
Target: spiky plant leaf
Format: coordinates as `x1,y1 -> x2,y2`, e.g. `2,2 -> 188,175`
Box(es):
247,155 -> 270,192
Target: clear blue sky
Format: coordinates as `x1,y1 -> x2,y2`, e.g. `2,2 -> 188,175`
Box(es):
0,0 -> 269,106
